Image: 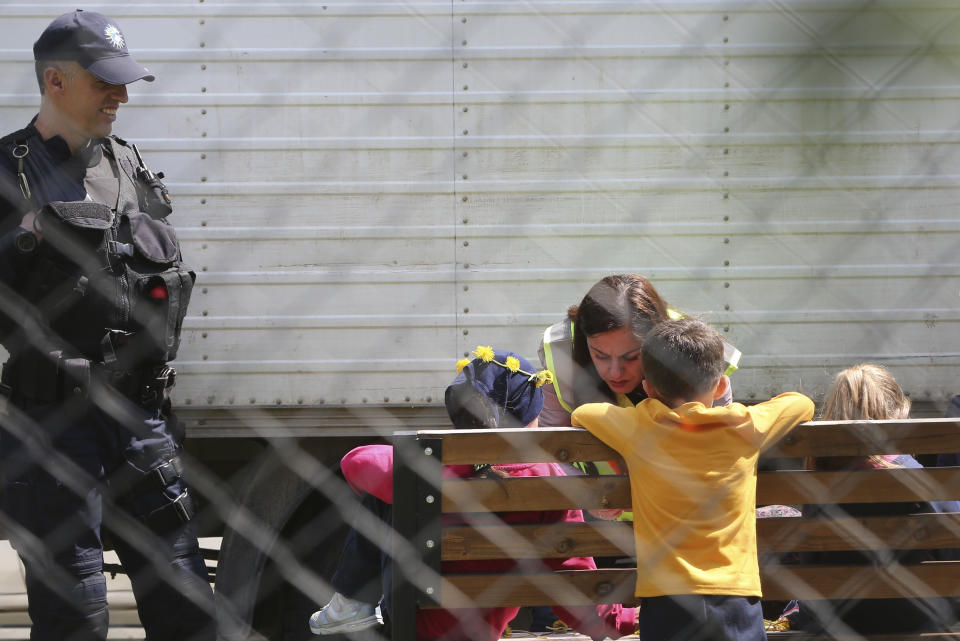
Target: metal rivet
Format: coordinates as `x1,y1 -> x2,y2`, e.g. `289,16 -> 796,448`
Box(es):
724,238 -> 730,244
724,305 -> 730,310
200,64 -> 207,71
463,329 -> 469,335
462,218 -> 469,224
424,447 -> 434,456
723,215 -> 730,221
425,587 -> 435,595
462,40 -> 467,46
723,260 -> 730,266
202,354 -> 208,360
201,332 -> 208,338
462,62 -> 468,69
724,103 -> 730,110
200,198 -> 207,204
463,85 -> 469,90
723,148 -> 729,155
461,17 -> 467,23
462,106 -> 469,112
202,310 -> 208,316
384,397 -> 390,403
463,285 -> 469,291
463,308 -> 469,313
724,282 -> 731,288
463,241 -> 469,247
202,287 -> 208,293
201,153 -> 207,159
201,109 -> 207,115
723,193 -> 729,200
426,539 -> 436,548
73,386 -> 83,395
723,37 -> 728,43
425,495 -> 435,504
462,174 -> 468,180
462,129 -> 468,135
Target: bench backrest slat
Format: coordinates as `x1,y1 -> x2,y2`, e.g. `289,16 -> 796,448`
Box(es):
441,512 -> 960,561
436,562 -> 960,608
442,468 -> 960,512
428,420 -> 960,465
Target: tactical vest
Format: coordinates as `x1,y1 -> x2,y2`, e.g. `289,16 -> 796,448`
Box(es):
3,132 -> 194,400
539,315 -> 742,414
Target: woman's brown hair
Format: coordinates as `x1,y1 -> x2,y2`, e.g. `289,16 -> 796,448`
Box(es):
568,274 -> 669,402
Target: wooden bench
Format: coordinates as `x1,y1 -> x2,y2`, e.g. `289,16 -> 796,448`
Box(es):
390,418 -> 960,640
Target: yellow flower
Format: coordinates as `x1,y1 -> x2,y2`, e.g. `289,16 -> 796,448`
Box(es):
455,358 -> 471,373
535,370 -> 555,388
504,356 -> 521,372
473,345 -> 495,362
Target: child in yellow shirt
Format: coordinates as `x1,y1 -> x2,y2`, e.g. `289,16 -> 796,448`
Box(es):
572,318 -> 813,641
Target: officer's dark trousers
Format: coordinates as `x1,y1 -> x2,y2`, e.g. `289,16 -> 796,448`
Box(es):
0,397 -> 215,641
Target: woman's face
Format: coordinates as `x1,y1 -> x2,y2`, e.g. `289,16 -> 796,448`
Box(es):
585,326 -> 645,395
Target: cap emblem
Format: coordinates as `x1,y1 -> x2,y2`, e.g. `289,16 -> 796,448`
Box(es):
104,24 -> 125,49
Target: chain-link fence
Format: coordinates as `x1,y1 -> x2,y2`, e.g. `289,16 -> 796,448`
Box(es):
0,1 -> 958,640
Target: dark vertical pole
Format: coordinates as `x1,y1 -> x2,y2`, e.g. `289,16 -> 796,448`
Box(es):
391,430 -> 419,641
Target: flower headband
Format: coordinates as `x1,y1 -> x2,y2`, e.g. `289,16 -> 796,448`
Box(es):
456,345 -> 555,388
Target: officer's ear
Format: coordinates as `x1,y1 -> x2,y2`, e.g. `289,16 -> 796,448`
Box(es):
43,63 -> 68,95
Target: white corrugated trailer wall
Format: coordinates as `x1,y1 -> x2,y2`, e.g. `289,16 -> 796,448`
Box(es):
452,0 -> 960,406
0,1 -> 957,410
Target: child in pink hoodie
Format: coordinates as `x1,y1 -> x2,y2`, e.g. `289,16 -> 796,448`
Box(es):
309,348 -> 636,641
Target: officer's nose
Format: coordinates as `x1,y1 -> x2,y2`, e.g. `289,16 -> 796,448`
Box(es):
112,84 -> 129,103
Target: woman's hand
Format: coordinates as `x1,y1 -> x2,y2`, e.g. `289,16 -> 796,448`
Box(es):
587,508 -> 624,520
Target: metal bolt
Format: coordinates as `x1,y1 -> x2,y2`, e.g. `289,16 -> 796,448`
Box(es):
723,260 -> 730,266
724,304 -> 730,310
462,129 -> 468,135
462,195 -> 468,201
724,282 -> 731,288
426,539 -> 436,549
425,495 -> 435,504
201,64 -> 207,71
463,329 -> 469,335
424,447 -> 434,456
463,241 -> 469,247
463,308 -> 469,313
463,85 -> 469,90
425,587 -> 435,595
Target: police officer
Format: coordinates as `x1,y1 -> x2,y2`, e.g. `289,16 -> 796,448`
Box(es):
0,10 -> 214,641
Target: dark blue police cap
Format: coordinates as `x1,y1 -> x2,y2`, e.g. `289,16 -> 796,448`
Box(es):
33,10 -> 154,85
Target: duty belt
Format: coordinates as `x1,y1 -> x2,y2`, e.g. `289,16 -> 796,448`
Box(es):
1,352 -> 176,409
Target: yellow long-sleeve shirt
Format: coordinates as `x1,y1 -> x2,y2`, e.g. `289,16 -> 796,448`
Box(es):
572,392 -> 814,598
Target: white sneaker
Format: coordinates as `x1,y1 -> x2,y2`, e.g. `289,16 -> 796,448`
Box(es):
309,592 -> 383,635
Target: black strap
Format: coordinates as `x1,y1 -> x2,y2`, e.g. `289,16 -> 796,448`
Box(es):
140,489 -> 195,533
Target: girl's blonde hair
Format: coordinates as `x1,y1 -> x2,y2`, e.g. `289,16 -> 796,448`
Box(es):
822,363 -> 911,422
812,364 -> 911,470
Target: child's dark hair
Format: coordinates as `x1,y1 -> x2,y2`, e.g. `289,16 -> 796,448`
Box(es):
445,383 -> 509,429
641,318 -> 725,402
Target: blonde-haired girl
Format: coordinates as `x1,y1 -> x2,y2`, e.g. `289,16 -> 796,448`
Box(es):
790,364 -> 960,635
